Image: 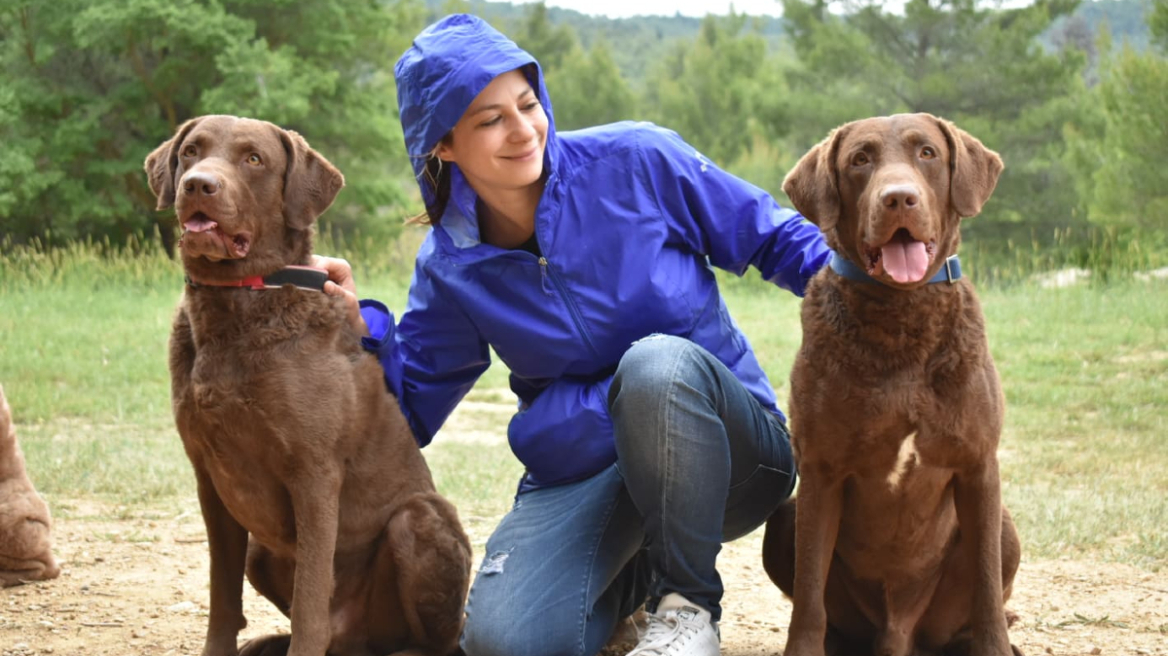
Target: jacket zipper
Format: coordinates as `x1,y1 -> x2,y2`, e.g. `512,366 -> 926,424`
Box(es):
538,254 -> 600,358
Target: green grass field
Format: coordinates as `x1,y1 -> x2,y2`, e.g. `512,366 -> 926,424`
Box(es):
1,239 -> 1165,569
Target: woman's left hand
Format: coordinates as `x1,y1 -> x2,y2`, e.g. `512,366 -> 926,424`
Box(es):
312,254 -> 367,335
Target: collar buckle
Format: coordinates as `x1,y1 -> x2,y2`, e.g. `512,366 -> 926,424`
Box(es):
944,256 -> 958,284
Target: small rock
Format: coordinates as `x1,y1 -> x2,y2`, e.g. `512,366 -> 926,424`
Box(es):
166,601 -> 197,613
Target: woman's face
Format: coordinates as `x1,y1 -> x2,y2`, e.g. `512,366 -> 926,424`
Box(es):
436,69 -> 548,195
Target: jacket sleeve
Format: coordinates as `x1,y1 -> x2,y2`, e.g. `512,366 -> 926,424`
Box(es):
637,125 -> 831,297
358,259 -> 491,447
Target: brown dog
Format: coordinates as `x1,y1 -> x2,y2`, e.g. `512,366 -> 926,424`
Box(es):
0,384 -> 60,587
761,113 -> 1022,656
145,115 -> 472,656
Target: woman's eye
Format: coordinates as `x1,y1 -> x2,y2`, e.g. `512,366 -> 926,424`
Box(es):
246,154 -> 263,166
522,101 -> 541,112
921,146 -> 937,160
851,152 -> 870,167
479,116 -> 502,128
182,145 -> 197,157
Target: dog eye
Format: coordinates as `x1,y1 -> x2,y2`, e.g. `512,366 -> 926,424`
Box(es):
246,154 -> 263,166
182,144 -> 197,157
850,152 -> 870,167
920,146 -> 937,160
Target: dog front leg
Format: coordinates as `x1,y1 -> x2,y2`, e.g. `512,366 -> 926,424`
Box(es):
195,468 -> 249,656
286,468 -> 342,656
785,465 -> 844,656
954,458 -> 1011,656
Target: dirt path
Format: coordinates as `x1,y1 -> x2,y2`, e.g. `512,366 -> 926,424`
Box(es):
2,501 -> 1165,656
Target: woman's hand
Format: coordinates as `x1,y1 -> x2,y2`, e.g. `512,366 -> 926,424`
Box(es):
312,254 -> 368,336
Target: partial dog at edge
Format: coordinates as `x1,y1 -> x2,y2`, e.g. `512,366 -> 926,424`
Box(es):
145,115 -> 472,656
762,113 -> 1023,656
0,383 -> 60,587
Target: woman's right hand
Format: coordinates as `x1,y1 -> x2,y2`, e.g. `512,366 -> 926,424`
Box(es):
312,254 -> 368,336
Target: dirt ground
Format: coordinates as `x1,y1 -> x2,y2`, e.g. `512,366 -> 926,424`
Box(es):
1,499 -> 1165,656
4,400 -> 1166,656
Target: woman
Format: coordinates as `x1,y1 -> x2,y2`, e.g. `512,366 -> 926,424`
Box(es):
321,13 -> 830,656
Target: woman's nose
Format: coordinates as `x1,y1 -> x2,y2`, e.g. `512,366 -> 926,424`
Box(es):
510,115 -> 537,141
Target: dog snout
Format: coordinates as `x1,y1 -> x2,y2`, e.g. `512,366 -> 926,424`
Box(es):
182,171 -> 223,198
881,184 -> 921,212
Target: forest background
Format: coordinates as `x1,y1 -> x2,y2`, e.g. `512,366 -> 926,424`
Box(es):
1,0 -> 1166,275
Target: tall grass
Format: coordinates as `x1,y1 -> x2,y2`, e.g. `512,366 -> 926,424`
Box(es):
961,223 -> 1167,286
0,233 -> 179,292
1,233 -> 1166,568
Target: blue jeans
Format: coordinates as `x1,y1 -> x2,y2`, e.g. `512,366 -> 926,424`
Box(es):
461,335 -> 796,656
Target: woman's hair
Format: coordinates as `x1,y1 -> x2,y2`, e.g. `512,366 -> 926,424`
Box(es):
408,136 -> 452,226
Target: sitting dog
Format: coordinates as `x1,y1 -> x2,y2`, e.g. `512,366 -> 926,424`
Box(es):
144,115 -> 472,656
762,113 -> 1022,656
0,384 -> 60,587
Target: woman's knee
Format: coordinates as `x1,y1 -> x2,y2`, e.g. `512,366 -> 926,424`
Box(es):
611,335 -> 705,406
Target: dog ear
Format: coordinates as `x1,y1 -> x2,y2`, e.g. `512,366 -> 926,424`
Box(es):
782,126 -> 845,231
279,129 -> 345,230
935,116 -> 1003,218
143,117 -> 203,211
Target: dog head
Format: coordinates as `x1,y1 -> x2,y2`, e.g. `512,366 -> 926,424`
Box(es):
783,113 -> 1001,288
144,115 -> 345,282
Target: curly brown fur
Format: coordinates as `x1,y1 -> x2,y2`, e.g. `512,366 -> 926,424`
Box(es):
145,116 -> 472,656
0,384 -> 60,587
762,114 -> 1022,656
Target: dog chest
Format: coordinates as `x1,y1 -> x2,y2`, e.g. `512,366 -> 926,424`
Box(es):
836,463 -> 959,573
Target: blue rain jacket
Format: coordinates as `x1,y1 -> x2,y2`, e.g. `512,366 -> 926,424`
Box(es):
362,14 -> 831,490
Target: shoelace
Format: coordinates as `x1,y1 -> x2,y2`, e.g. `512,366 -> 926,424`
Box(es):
627,609 -> 700,656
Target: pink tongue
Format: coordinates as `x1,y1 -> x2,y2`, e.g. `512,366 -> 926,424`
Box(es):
184,218 -> 218,233
881,239 -> 929,283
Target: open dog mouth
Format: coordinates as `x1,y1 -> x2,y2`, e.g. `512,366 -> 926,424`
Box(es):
865,228 -> 936,284
179,211 -> 251,259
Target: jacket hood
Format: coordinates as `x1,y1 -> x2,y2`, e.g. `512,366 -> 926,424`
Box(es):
394,14 -> 557,213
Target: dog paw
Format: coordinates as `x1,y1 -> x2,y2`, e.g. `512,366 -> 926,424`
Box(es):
238,634 -> 291,656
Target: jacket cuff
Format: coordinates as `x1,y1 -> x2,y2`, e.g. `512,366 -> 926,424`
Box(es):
359,299 -> 392,346
358,299 -> 405,400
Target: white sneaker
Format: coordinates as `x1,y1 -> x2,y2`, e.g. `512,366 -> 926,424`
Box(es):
625,593 -> 720,656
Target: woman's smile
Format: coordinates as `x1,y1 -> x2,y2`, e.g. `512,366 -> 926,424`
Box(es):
502,146 -> 540,162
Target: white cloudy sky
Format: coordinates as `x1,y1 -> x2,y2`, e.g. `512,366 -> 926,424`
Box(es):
513,0 -> 786,19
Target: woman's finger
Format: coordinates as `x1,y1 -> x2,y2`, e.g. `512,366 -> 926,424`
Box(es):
311,254 -> 358,296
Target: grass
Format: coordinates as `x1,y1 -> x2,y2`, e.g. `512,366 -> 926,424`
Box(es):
0,236 -> 1165,569
984,284 -> 1168,568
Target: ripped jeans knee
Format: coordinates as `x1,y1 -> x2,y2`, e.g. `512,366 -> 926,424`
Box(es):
460,466 -> 645,656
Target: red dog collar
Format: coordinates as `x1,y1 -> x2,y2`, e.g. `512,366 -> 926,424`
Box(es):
185,265 -> 330,292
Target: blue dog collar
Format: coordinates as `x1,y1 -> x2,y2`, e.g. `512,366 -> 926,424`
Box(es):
830,252 -> 962,286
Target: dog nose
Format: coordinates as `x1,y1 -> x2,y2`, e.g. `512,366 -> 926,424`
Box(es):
881,185 -> 920,211
183,171 -> 223,197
